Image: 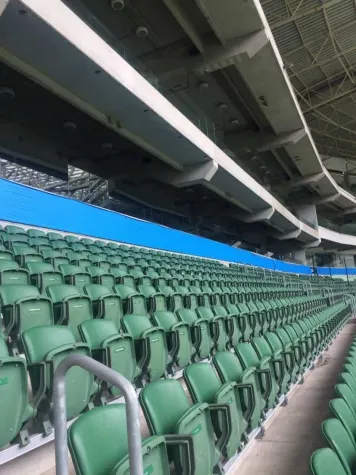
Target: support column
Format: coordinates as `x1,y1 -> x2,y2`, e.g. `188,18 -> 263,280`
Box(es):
291,248 -> 307,265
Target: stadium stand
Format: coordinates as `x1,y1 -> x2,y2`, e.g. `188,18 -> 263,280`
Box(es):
0,220 -> 355,474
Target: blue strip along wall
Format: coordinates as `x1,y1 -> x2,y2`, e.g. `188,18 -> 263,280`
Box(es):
0,178 -> 352,276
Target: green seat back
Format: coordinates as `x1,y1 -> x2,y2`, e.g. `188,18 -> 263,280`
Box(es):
86,266 -> 114,290
330,398 -> 356,445
21,325 -> 96,420
59,264 -> 91,290
0,260 -> 29,285
176,308 -> 212,360
310,448 -> 348,475
322,418 -> 356,475
84,284 -> 123,324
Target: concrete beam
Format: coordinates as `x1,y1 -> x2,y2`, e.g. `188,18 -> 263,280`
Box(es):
193,30 -> 269,75
238,207 -> 275,223
288,172 -> 325,189
277,229 -> 302,240
311,193 -> 340,206
342,207 -> 356,216
256,129 -> 307,152
304,239 -> 321,248
166,160 -> 218,188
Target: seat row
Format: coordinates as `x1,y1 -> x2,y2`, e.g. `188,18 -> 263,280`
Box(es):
310,331 -> 356,475
63,301 -> 350,475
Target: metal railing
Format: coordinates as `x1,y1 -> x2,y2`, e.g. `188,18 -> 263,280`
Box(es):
53,354 -> 143,475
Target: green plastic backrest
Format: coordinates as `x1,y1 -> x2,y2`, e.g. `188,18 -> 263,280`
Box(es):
79,320 -> 118,348
114,284 -> 136,300
176,308 -> 198,325
84,284 -> 112,300
22,325 -> 76,363
329,398 -> 356,445
0,284 -> 40,305
212,305 -> 228,317
310,448 -> 348,475
65,235 -> 79,243
213,351 -> 245,383
47,284 -> 81,303
0,260 -> 19,270
138,284 -> 156,298
122,314 -> 152,339
196,307 -> 215,320
128,294 -> 147,315
140,379 -> 190,435
252,337 -> 273,359
47,232 -> 63,240
153,311 -> 177,331
184,363 -> 221,404
235,343 -> 260,368
276,328 -> 292,345
27,229 -> 46,238
26,262 -> 55,274
6,225 -> 25,235
322,419 -> 356,475
340,371 -> 356,395
264,332 -> 283,351
59,264 -> 88,276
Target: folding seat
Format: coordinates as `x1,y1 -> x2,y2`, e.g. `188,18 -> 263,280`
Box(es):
81,238 -> 94,246
110,267 -> 132,285
330,398 -> 356,446
86,266 -> 114,291
27,261 -> 64,293
224,302 -> 253,342
87,245 -> 102,255
47,284 -> 93,340
212,351 -> 266,432
108,256 -> 123,267
65,235 -> 80,244
339,372 -> 356,397
119,292 -> 171,384
335,383 -> 356,418
5,224 -> 26,235
310,448 -> 349,475
47,232 -> 63,240
51,239 -> 72,255
0,244 -> 13,261
251,336 -> 289,395
149,292 -> 193,371
59,264 -> 91,290
140,378 -> 224,475
70,242 -> 87,253
264,331 -> 299,384
42,249 -> 70,269
94,240 -> 106,248
0,260 -> 30,285
90,254 -> 111,271
321,418 -> 356,475
282,324 -> 312,367
184,362 -> 255,459
0,284 -> 53,351
211,303 -> 243,347
21,325 -> 97,430
107,242 -> 119,249
69,405 -> 175,475
79,320 -> 138,396
235,342 -> 279,409
195,305 -> 229,352
13,245 -> 44,267
67,251 -> 92,269
29,237 -> 52,254
27,228 -> 46,238
3,234 -> 30,250
0,333 -> 35,448
82,284 -> 123,325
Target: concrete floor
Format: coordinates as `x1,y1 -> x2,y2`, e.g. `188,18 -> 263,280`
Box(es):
1,322 -> 355,475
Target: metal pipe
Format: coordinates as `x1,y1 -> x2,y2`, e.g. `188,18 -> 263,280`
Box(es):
53,354 -> 142,475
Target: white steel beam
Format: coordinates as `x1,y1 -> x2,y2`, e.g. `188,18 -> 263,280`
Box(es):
256,129 -> 307,152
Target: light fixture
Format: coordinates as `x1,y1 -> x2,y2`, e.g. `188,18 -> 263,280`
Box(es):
0,87 -> 15,100
111,0 -> 125,11
136,26 -> 149,38
199,81 -> 209,91
218,103 -> 227,112
230,119 -> 240,126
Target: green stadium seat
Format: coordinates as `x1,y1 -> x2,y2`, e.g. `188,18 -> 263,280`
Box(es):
213,350 -> 266,432
86,266 -> 114,290
13,246 -> 44,267
67,252 -> 92,268
321,418 -> 356,475
252,336 -> 290,395
21,325 -> 97,429
79,319 -> 138,396
330,398 -> 356,446
264,331 -> 299,385
90,255 -> 111,271
70,243 -> 87,252
59,264 -> 91,290
47,284 -> 93,340
65,235 -> 80,244
83,284 -> 123,325
68,405 -> 174,475
235,342 -> 278,410
0,333 -> 34,448
140,378 -> 224,475
47,232 -> 64,240
184,362 -> 255,459
310,448 -> 348,475
27,229 -> 47,238
3,234 -> 30,250
195,305 -> 229,352
0,260 -> 30,285
0,284 -> 53,351
0,244 -> 13,261
26,262 -> 64,293
5,225 -> 26,235
42,250 -> 70,269
29,237 -> 52,253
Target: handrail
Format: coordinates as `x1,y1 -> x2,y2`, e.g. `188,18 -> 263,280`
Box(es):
53,354 -> 142,475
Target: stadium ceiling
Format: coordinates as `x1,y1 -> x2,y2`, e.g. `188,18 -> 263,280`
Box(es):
261,0 -> 356,188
